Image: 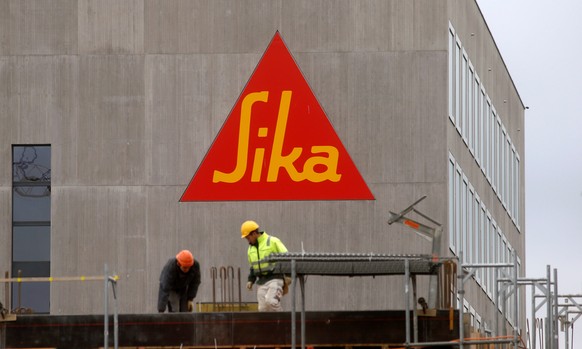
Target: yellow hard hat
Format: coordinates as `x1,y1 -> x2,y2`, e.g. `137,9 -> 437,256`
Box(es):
241,220 -> 259,238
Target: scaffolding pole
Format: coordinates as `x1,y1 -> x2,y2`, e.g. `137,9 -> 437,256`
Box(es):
103,264 -> 119,349
461,253 -> 517,349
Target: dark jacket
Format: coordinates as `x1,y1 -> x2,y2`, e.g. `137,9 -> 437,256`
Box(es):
157,258 -> 201,312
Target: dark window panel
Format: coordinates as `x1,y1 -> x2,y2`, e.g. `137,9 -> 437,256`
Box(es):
11,145 -> 51,314
11,262 -> 50,313
13,226 -> 51,262
11,282 -> 50,314
12,188 -> 51,222
11,261 -> 50,277
12,146 -> 51,183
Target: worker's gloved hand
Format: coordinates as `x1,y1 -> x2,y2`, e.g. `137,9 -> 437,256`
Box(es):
187,300 -> 194,312
246,281 -> 253,290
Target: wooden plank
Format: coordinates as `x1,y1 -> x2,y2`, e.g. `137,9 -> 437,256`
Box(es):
0,313 -> 17,322
0,275 -> 118,283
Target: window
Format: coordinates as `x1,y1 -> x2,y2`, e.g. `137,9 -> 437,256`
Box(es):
513,150 -> 519,223
516,156 -> 520,226
449,156 -> 456,251
468,63 -> 474,153
480,204 -> 486,285
461,51 -> 468,142
510,146 -> 515,219
474,193 -> 480,283
12,145 -> 51,313
447,24 -> 521,230
501,127 -> 507,206
474,75 -> 481,164
506,136 -> 512,211
462,176 -> 468,263
479,87 -> 485,169
499,234 -> 507,312
484,98 -> 491,180
491,108 -> 498,191
467,185 -> 474,264
496,117 -> 502,199
448,26 -> 456,122
488,217 -> 494,297
455,38 -> 462,132
455,168 -> 462,256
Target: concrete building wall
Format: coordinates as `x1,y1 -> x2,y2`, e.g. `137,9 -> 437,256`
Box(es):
0,0 -> 524,336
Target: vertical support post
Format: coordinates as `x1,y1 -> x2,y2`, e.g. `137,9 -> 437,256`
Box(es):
494,265 -> 499,339
513,253 -> 519,349
565,318 -> 570,349
300,275 -> 305,349
404,258 -> 410,347
4,272 -> 9,312
291,259 -> 296,349
111,276 -> 119,349
238,268 -> 241,310
104,264 -> 109,349
428,227 -> 442,308
457,253 -> 464,349
411,275 -> 418,344
501,284 -> 507,339
531,282 -> 536,349
553,268 -> 559,349
546,265 -> 552,349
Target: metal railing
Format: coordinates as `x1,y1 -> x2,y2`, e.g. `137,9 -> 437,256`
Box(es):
1,265 -> 119,349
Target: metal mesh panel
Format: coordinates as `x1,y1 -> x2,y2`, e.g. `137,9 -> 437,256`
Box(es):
265,253 -> 439,276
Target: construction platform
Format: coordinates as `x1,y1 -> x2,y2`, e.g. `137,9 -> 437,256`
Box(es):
1,310 -> 459,349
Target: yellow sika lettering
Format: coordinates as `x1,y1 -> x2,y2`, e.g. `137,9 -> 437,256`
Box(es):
213,90 -> 342,183
213,91 -> 268,183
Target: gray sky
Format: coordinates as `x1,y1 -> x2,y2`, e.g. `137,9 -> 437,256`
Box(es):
477,0 -> 582,347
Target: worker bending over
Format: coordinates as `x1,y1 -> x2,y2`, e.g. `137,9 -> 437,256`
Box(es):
158,250 -> 201,313
241,220 -> 288,312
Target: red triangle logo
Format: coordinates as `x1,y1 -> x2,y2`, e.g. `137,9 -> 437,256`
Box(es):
180,32 -> 374,201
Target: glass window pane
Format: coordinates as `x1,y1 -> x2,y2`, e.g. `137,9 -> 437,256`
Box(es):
13,226 -> 51,261
12,145 -> 51,314
449,28 -> 455,121
11,282 -> 50,314
12,188 -> 51,222
455,169 -> 462,255
12,146 -> 51,183
449,158 -> 455,251
12,261 -> 50,277
11,262 -> 50,313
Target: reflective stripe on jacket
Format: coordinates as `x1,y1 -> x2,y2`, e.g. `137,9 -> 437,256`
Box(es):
247,232 -> 287,284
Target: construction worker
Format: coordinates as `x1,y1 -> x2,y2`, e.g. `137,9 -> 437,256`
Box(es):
241,220 -> 288,312
157,250 -> 201,313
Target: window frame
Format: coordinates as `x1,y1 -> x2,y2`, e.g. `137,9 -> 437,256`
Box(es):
11,145 -> 51,314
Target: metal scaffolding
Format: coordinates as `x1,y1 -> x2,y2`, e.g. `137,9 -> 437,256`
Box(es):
264,197 -> 528,349
0,265 -> 119,349
266,252 -> 443,349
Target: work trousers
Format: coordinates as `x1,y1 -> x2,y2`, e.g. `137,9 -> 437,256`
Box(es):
167,291 -> 189,312
256,278 -> 284,312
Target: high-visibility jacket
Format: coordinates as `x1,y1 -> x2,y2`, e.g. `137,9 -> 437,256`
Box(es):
247,232 -> 288,285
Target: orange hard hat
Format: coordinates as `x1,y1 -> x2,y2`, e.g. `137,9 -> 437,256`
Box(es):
241,220 -> 259,238
176,250 -> 194,267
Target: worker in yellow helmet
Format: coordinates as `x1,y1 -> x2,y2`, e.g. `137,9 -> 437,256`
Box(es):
241,220 -> 288,312
157,250 -> 201,313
